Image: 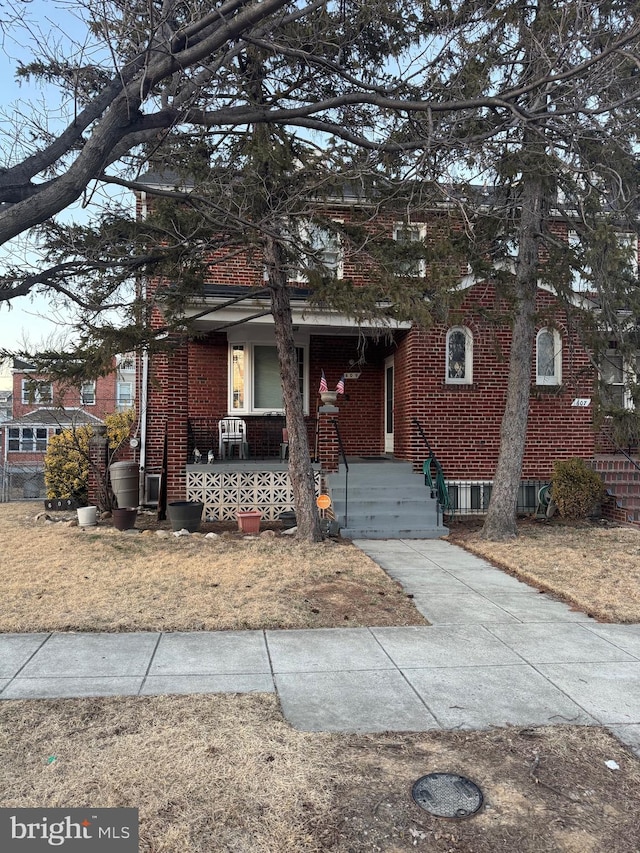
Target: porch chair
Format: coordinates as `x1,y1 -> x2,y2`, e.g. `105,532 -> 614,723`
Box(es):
218,417 -> 249,460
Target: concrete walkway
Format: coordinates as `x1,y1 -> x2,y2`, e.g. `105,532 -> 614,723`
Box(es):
1,539 -> 639,754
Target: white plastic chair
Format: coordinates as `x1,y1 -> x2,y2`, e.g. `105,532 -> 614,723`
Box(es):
218,417 -> 248,459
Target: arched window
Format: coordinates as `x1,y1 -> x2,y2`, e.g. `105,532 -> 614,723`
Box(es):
446,327 -> 473,384
536,328 -> 562,385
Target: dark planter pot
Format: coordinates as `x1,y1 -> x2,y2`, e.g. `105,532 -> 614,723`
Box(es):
168,500 -> 204,533
278,511 -> 297,529
112,507 -> 138,531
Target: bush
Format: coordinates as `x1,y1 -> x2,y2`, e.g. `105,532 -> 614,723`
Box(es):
551,458 -> 606,520
44,426 -> 92,504
44,410 -> 136,507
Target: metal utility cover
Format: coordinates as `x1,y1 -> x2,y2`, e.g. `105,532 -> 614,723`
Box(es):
412,773 -> 483,819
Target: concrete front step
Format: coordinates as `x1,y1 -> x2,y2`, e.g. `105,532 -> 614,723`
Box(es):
339,526 -> 446,539
327,461 -> 448,539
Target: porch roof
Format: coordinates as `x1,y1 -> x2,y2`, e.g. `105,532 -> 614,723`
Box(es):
185,285 -> 412,335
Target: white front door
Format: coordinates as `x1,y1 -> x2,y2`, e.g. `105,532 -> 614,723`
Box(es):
384,356 -> 394,453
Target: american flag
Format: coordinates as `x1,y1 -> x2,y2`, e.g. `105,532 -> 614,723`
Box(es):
335,375 -> 345,395
319,370 -> 328,393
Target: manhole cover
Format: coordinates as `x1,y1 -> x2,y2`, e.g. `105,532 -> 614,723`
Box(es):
412,773 -> 483,819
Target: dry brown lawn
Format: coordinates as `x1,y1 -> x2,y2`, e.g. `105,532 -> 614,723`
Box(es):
1,694 -> 639,853
0,502 -> 425,632
448,518 -> 640,623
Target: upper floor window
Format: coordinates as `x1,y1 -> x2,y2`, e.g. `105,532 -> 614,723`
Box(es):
8,426 -> 48,452
230,343 -> 307,414
569,229 -> 638,291
21,380 -> 52,405
393,224 -> 426,277
536,328 -> 562,385
600,347 -> 637,409
80,381 -> 96,406
445,327 -> 473,384
295,221 -> 342,281
116,381 -> 133,411
116,353 -> 135,373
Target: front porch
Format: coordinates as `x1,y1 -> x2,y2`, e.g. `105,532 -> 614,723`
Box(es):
185,461 -> 322,521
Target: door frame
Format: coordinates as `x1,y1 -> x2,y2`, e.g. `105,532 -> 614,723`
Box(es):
384,355 -> 394,453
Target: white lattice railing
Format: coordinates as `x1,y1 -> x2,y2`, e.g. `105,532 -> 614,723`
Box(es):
186,468 -> 321,521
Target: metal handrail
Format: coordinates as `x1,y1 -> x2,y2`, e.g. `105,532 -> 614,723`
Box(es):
413,417 -> 452,515
330,418 -> 349,527
600,427 -> 640,474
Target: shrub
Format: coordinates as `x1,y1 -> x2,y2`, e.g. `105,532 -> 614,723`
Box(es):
44,410 -> 136,506
551,458 -> 606,520
44,426 -> 92,504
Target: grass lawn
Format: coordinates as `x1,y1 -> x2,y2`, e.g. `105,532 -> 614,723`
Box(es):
448,517 -> 640,623
1,694 -> 639,853
2,503 -> 640,851
0,503 -> 425,632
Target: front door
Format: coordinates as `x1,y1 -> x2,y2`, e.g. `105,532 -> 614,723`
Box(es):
384,356 -> 394,453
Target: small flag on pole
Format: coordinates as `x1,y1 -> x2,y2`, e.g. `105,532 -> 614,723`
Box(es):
319,370 -> 328,393
336,374 -> 345,395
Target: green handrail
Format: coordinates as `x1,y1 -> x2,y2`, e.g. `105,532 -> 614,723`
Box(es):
423,455 -> 452,515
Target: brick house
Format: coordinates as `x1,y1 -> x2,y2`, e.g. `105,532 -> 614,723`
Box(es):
1,356 -> 136,501
133,183 -> 640,533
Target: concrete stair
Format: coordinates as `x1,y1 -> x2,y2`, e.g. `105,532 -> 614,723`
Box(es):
327,459 -> 448,539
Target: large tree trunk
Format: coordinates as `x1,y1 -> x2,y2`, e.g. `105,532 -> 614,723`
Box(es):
265,234 -> 322,542
480,177 -> 545,540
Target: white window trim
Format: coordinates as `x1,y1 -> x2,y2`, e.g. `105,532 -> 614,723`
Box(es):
7,426 -> 49,452
21,379 -> 53,405
116,381 -> 134,411
393,223 -> 427,277
536,328 -> 562,386
445,326 -> 473,385
600,349 -> 637,410
294,219 -> 344,282
80,381 -> 96,406
227,338 -> 309,416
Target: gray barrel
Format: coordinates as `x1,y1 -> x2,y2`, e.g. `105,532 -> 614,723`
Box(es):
109,461 -> 139,508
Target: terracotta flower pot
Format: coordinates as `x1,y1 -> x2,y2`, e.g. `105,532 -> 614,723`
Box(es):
237,510 -> 261,534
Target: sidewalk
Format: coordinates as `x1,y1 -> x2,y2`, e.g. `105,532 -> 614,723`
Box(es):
1,538 -> 639,754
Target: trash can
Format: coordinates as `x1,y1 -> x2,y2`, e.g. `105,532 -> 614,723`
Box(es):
109,461 -> 139,508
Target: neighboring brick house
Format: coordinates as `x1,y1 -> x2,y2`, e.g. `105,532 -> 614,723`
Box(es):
133,181 -> 640,525
1,356 -> 136,501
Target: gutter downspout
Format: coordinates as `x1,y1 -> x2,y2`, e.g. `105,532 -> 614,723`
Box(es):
139,345 -> 149,506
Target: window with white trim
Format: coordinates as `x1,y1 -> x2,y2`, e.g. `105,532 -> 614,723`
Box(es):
295,221 -> 342,281
600,346 -> 637,409
445,327 -> 473,384
116,381 -> 133,411
230,344 -> 307,414
536,328 -> 562,385
393,224 -> 426,277
80,381 -> 96,406
569,229 -> 638,291
8,426 -> 48,452
21,380 -> 52,405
